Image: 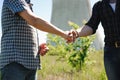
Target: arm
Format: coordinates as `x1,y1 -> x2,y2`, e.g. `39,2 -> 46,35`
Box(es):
76,25 -> 93,37
73,2 -> 101,38
18,7 -> 68,39
70,25 -> 93,39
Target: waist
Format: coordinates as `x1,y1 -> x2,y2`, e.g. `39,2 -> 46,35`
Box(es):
105,41 -> 120,48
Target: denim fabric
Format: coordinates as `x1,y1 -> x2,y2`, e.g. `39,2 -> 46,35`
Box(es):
104,46 -> 120,80
1,62 -> 37,80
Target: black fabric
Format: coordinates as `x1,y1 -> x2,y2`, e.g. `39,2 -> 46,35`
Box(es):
86,0 -> 120,44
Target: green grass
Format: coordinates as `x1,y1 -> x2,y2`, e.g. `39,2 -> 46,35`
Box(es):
37,50 -> 107,80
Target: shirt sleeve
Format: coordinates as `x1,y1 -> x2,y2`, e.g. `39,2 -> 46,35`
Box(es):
85,1 -> 101,34
4,0 -> 29,14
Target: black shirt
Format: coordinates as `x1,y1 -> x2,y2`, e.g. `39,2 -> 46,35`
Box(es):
86,0 -> 120,44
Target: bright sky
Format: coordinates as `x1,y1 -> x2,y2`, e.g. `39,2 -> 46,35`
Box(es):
0,0 -> 99,44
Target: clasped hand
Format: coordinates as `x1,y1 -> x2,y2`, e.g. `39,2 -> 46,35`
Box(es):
38,29 -> 79,56
66,29 -> 79,43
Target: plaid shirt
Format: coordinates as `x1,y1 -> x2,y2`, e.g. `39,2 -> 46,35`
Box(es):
0,0 -> 40,70
86,0 -> 120,44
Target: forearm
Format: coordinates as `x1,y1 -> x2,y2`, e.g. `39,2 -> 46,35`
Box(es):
77,25 -> 93,37
18,9 -> 67,39
33,17 -> 67,38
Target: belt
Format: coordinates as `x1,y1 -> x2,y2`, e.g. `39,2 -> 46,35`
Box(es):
105,41 -> 120,48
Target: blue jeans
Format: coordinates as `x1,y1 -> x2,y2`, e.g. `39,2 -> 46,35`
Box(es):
104,46 -> 120,80
1,62 -> 37,80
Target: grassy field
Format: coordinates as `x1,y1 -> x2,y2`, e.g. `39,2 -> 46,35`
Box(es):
0,50 -> 107,80
37,50 -> 107,80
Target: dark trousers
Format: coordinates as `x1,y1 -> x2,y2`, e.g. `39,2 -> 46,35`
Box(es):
104,46 -> 120,80
1,62 -> 37,80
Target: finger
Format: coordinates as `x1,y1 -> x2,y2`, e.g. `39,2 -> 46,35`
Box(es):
40,52 -> 46,56
40,49 -> 49,56
70,31 -> 77,42
71,31 -> 77,38
66,30 -> 76,43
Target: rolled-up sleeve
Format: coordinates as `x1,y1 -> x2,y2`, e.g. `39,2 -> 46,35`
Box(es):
85,2 -> 101,34
4,0 -> 28,14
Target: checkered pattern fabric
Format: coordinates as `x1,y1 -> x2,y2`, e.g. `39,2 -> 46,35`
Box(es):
0,0 -> 40,70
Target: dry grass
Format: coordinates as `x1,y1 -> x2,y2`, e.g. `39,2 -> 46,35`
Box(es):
36,50 -> 107,80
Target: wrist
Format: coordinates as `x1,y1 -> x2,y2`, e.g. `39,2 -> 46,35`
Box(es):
61,31 -> 67,39
76,30 -> 79,38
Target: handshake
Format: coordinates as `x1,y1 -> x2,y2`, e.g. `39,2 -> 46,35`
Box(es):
65,29 -> 79,43
38,29 -> 80,56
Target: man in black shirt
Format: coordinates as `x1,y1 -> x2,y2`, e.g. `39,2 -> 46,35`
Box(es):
70,0 -> 120,79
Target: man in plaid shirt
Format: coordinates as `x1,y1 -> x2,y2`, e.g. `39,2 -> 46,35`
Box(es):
0,0 -> 73,80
